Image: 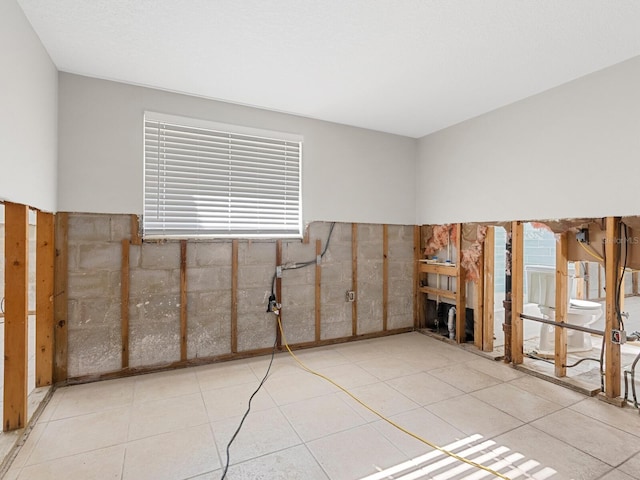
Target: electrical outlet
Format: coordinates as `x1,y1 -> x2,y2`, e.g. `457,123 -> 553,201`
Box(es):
612,329 -> 627,345
576,228 -> 589,244
346,290 -> 356,302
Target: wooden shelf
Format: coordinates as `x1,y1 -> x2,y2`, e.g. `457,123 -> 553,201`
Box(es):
419,286 -> 456,299
417,223 -> 466,343
419,263 -> 457,276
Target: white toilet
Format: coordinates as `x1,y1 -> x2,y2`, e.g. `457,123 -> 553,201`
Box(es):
525,264 -> 602,356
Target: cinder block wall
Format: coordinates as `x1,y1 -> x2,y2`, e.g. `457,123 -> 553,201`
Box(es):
65,213 -> 415,378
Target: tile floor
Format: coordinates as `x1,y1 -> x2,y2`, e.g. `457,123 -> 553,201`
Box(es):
3,332 -> 640,480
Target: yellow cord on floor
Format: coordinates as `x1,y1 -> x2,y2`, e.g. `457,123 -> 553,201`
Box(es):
276,316 -> 510,479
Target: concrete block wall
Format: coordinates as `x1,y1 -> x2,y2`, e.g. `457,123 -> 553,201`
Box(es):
237,241 -> 277,351
357,224 -> 383,334
317,222 -> 354,340
65,213 -> 416,378
67,214 -> 130,377
186,242 -> 233,358
387,225 -> 415,330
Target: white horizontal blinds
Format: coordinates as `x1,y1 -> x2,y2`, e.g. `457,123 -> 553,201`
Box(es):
144,115 -> 301,238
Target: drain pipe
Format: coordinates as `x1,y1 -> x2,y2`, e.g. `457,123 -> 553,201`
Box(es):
448,306 -> 456,340
503,230 -> 513,364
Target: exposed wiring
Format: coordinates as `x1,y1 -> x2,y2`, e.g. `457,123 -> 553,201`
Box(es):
270,223 -> 336,298
219,336 -> 278,480
276,316 -> 510,480
577,240 -> 604,262
564,357 -> 601,368
616,223 -> 628,331
223,224 -> 338,478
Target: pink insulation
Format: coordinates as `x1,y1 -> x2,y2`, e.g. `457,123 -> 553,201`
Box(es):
424,224 -> 455,256
460,225 -> 488,282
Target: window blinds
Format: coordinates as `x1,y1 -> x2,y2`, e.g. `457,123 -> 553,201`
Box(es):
143,113 -> 302,238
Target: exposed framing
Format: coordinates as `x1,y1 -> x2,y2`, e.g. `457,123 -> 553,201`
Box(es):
511,221 -> 524,364
351,224 -> 358,336
276,239 -> 283,347
3,202 -> 29,431
180,240 -> 188,361
455,223 -> 467,344
382,224 -> 389,331
53,212 -> 69,383
474,236 -> 485,349
554,232 -> 568,377
121,239 -> 130,368
604,216 -> 621,398
315,239 -> 322,342
413,225 -> 421,328
35,211 -> 55,387
231,239 -> 239,353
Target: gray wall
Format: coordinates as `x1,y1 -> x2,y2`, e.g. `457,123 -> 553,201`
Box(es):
0,0 -> 58,212
58,73 -> 417,226
417,55 -> 640,225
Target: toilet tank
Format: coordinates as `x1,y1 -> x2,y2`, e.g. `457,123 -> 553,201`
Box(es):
525,264 -> 576,308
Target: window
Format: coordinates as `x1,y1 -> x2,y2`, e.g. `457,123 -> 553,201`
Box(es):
143,113 -> 302,239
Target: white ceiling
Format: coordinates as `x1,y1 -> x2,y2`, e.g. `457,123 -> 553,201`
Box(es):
17,0 -> 640,138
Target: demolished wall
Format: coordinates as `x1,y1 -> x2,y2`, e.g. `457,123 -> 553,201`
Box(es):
65,213 -> 415,378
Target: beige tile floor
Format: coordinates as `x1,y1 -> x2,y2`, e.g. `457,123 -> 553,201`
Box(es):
3,332 -> 640,480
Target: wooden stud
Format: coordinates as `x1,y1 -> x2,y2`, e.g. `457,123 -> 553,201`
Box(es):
231,240 -> 238,353
53,212 -> 69,383
315,239 -> 322,342
555,232 -> 568,377
605,216 -> 621,398
352,224 -> 358,336
276,240 -> 283,347
474,236 -> 485,349
413,225 -> 421,328
121,239 -> 130,369
35,211 -> 55,388
3,202 -> 29,431
382,224 -> 389,331
130,215 -> 142,245
598,264 -> 603,298
302,224 -> 310,244
574,262 -> 585,299
482,227 -> 495,352
455,224 -> 467,343
180,240 -> 188,361
511,221 -> 524,364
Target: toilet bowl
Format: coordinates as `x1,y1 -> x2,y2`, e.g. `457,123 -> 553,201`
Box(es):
525,265 -> 602,356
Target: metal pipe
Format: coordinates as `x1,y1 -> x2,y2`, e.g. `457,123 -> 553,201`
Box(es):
503,230 -> 513,363
630,351 -> 640,408
520,313 -> 605,336
448,306 -> 456,340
